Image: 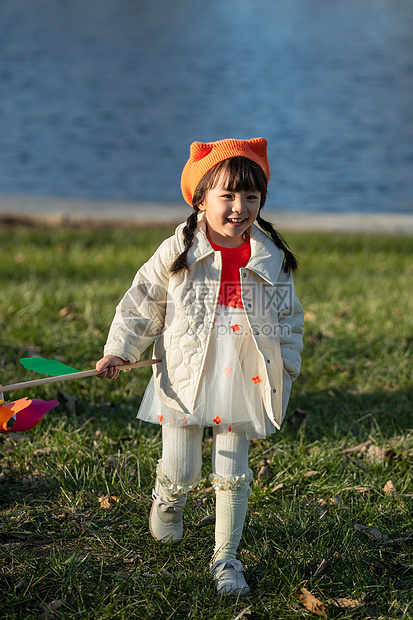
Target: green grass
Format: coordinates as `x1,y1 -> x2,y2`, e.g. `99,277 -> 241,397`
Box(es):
0,225 -> 412,619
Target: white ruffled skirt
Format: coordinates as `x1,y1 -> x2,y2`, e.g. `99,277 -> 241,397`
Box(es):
137,305 -> 277,439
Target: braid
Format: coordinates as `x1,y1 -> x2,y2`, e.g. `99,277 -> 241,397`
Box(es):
256,214 -> 298,274
170,207 -> 200,274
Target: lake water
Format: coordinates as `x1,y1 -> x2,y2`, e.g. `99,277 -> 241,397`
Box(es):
0,0 -> 412,213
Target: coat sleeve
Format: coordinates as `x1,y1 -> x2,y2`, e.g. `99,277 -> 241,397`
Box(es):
277,270 -> 304,382
274,270 -> 304,419
103,238 -> 174,363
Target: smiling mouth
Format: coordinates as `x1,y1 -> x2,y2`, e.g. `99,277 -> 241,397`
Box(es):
226,217 -> 247,225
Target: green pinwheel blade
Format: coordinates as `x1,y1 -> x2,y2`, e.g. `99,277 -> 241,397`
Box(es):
19,357 -> 80,377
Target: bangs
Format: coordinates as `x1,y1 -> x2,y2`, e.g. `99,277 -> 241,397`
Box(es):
193,156 -> 268,208
208,157 -> 267,194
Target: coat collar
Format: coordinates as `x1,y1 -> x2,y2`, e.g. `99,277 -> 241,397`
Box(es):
185,214 -> 215,265
178,213 -> 284,285
247,223 -> 285,285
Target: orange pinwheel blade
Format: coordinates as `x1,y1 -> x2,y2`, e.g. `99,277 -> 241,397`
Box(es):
0,397 -> 32,432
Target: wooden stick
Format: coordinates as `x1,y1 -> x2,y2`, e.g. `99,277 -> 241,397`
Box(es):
0,359 -> 161,394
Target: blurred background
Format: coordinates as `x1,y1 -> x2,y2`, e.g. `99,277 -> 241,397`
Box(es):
0,0 -> 412,214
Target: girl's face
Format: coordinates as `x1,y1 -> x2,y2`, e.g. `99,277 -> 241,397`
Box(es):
199,176 -> 261,248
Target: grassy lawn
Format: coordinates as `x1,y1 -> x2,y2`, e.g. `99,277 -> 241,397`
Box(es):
0,224 -> 412,619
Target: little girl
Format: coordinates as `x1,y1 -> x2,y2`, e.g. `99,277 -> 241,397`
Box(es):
96,138 -> 304,595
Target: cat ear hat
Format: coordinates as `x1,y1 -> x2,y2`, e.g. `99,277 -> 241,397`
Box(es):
181,137 -> 270,206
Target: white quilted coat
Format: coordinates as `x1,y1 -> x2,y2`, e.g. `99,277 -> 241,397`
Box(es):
104,214 -> 304,430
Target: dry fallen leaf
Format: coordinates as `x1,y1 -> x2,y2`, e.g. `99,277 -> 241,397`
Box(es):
382,536 -> 413,545
196,514 -> 216,528
363,556 -> 386,571
343,442 -> 396,463
343,441 -> 372,455
287,408 -> 308,426
106,456 -> 119,469
193,486 -> 213,496
343,485 -> 371,494
258,465 -> 273,483
314,498 -> 328,516
42,598 -> 66,620
329,495 -> 348,509
48,599 -> 65,611
15,578 -> 25,590
194,497 -> 213,507
388,434 -> 405,446
98,495 -> 119,509
383,480 -> 396,495
329,363 -> 349,373
14,252 -> 25,263
59,305 -> 75,320
232,609 -> 254,619
365,444 -> 389,463
312,559 -> 333,579
34,447 -> 52,456
241,548 -> 261,563
354,523 -> 388,541
271,483 -> 285,493
330,597 -> 364,611
308,332 -> 323,345
21,475 -> 40,487
335,306 -> 352,317
22,344 -> 42,357
297,587 -> 327,617
304,470 -> 320,478
57,391 -> 78,415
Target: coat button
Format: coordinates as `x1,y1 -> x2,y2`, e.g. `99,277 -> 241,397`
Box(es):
247,304 -> 252,308
272,388 -> 276,393
267,359 -> 270,364
243,273 -> 247,277
254,331 -> 259,336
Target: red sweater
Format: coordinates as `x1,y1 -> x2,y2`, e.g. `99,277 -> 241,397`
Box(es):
209,237 -> 251,308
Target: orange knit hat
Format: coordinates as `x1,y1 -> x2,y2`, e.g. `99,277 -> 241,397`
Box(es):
181,138 -> 270,206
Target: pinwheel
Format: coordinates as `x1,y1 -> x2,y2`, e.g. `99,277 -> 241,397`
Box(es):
0,356 -> 160,433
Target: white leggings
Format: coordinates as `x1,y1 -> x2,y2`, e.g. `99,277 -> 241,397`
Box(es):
157,425 -> 251,495
156,425 -> 252,562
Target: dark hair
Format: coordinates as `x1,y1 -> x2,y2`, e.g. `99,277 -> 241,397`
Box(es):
170,156 -> 297,275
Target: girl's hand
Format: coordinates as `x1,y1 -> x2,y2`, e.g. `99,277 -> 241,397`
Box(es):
95,355 -> 126,380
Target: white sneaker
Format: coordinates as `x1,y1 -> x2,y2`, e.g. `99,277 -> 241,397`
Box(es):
149,485 -> 186,544
211,559 -> 251,596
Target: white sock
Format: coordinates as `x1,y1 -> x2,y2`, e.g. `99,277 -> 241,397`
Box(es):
158,424 -> 203,500
210,428 -> 252,562
213,486 -> 250,562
